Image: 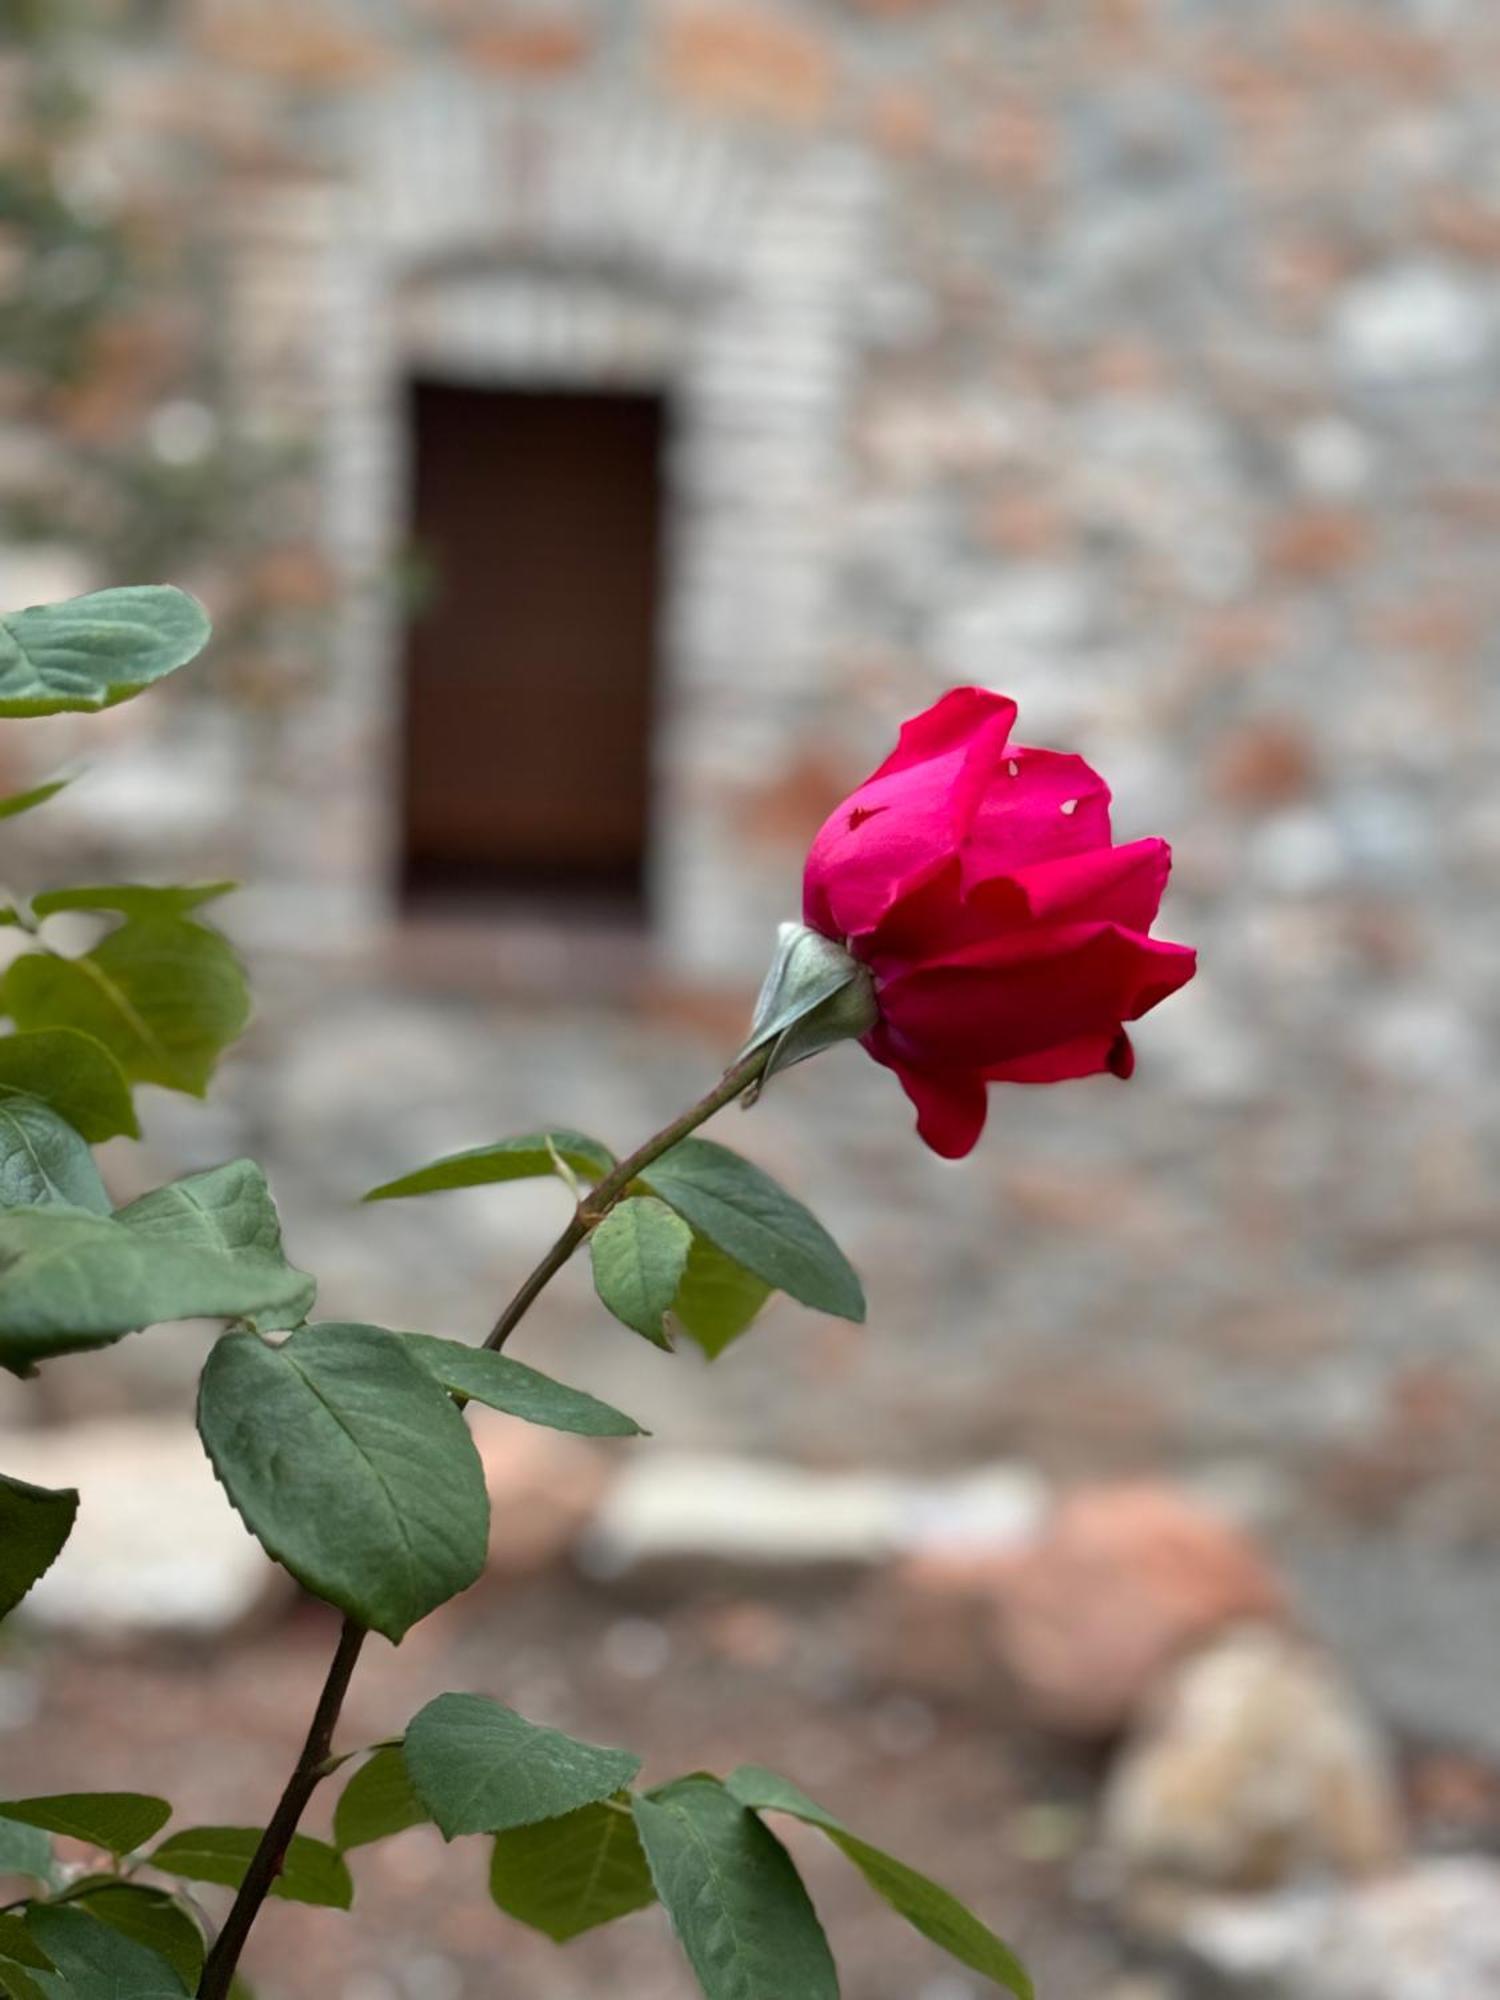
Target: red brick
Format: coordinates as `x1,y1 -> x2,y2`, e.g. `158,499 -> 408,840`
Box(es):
661,5 -> 836,125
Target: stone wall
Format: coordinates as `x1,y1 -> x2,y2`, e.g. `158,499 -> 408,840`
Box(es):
4,2 -> 1500,1692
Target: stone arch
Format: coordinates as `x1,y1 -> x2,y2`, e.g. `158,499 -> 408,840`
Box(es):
233,73 -> 881,972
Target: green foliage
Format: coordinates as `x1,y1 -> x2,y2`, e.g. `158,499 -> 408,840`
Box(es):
0,1794 -> 169,1857
0,1818 -> 55,1887
149,1828 -> 352,1909
0,1161 -> 314,1374
62,1885 -> 205,1988
0,778 -> 71,823
3,905 -> 250,1097
0,588 -> 210,718
589,1196 -> 692,1348
726,1767 -> 1032,1998
0,1030 -> 139,1142
363,1130 -> 615,1202
332,1748 -> 427,1854
0,1474 -> 76,1621
632,1777 -> 838,2000
196,1323 -> 488,1642
0,1097 -> 109,1213
403,1696 -> 640,1840
670,1236 -> 773,1359
30,883 -> 236,920
489,1796 -> 655,1943
642,1139 -> 865,1323
25,1902 -> 187,1998
0,1915 -> 50,1971
397,1333 -> 644,1437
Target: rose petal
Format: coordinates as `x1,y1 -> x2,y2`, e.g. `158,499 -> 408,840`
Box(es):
960,746 -> 1112,884
877,923 -> 1196,1072
986,1028 -> 1136,1084
804,691 -> 1017,939
872,838 -> 1172,964
867,1040 -> 990,1160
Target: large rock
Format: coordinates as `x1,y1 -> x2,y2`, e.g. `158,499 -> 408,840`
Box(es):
1101,1624 -> 1404,1894
1172,1859 -> 1500,1999
0,1421 -> 285,1638
984,1482 -> 1287,1736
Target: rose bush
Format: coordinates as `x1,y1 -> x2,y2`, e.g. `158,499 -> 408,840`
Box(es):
804,687 -> 1196,1157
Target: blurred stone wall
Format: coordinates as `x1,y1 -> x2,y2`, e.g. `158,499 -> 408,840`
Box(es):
4,0 -> 1500,1699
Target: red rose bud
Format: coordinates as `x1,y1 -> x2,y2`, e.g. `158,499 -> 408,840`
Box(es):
802,687 -> 1196,1159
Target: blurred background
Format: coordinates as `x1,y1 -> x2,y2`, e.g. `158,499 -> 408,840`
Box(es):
3,1 -> 1500,1995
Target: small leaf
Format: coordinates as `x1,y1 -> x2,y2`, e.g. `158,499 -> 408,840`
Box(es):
30,884 -> 236,921
197,1323 -> 488,1642
0,1030 -> 139,1142
114,1160 -> 315,1332
0,1913 -> 52,1970
399,1332 -> 644,1438
0,778 -> 71,824
0,587 -> 210,719
642,1140 -> 864,1322
726,1766 -> 1032,1997
65,1886 -> 204,1986
25,1903 -> 188,1997
590,1197 -> 691,1348
0,1097 -> 109,1214
631,1777 -> 838,2000
0,1794 -> 170,1857
0,1474 -> 77,1620
0,1962 -> 51,2000
0,1819 -> 54,1886
671,1237 -> 772,1359
148,1828 -> 352,1909
363,1130 -> 616,1202
489,1795 -> 655,1942
3,911 -> 249,1100
404,1694 -> 640,1840
0,1162 -> 314,1374
333,1747 -> 426,1853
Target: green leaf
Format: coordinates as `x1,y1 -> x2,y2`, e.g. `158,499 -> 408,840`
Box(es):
148,1828 -> 351,1909
0,1097 -> 109,1214
113,1160 -> 315,1332
489,1795 -> 655,1942
0,1914 -> 52,1970
0,1795 -> 170,1857
0,778 -> 71,824
0,1162 -> 314,1374
197,1323 -> 488,1642
589,1196 -> 691,1348
332,1747 -> 427,1854
0,1963 -> 52,2000
25,1903 -> 187,1997
0,1030 -> 139,1142
726,1767 -> 1032,1997
671,1237 -> 772,1359
3,913 -> 249,1098
404,1695 -> 640,1840
0,588 -> 210,719
64,1887 -> 203,1987
642,1140 -> 864,1323
631,1777 -> 838,2000
399,1332 -> 644,1438
30,885 -> 235,921
0,1474 -> 77,1620
0,1819 -> 54,1887
362,1130 -> 616,1202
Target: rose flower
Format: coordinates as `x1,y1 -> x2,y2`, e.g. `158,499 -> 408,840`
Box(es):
802,688 -> 1196,1158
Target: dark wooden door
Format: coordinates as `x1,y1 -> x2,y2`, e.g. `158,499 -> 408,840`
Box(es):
400,381 -> 666,917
